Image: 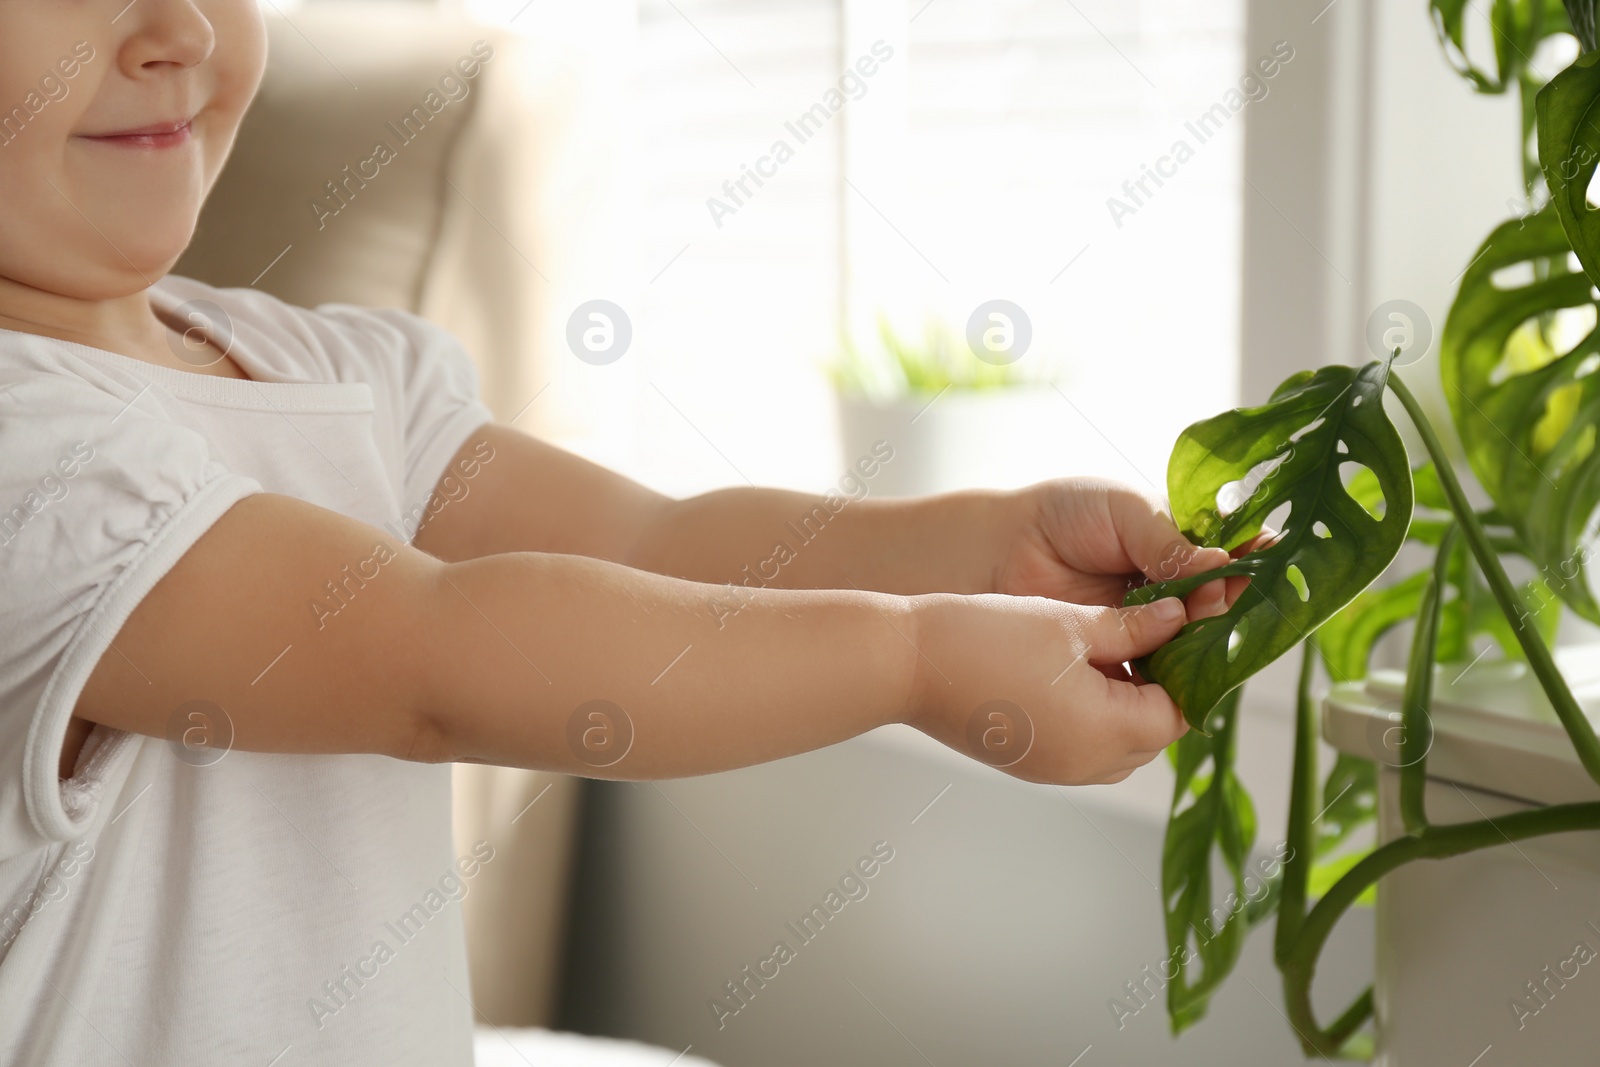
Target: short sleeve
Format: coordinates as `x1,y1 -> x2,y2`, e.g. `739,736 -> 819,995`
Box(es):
0,373 -> 262,857
303,303 -> 496,515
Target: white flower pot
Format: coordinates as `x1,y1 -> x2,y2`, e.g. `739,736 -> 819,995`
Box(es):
834,385 -> 1084,498
1322,649 -> 1600,1064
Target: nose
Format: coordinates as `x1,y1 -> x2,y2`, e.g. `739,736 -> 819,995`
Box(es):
117,0 -> 216,75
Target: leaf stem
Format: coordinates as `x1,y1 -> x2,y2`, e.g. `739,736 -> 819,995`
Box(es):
1399,524 -> 1459,833
1274,643 -> 1318,964
1279,799 -> 1600,1056
1386,373 -> 1600,786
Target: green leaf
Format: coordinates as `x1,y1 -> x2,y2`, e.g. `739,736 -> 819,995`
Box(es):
1161,691 -> 1257,1034
1439,207 -> 1600,623
1431,0 -> 1572,93
1316,568 -> 1432,683
1306,848 -> 1377,907
1315,754 -> 1378,858
1537,52 -> 1600,286
1563,0 -> 1598,50
1412,462 -> 1454,512
1125,362 -> 1415,731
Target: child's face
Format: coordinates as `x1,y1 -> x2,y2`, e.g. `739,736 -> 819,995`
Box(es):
0,2 -> 266,300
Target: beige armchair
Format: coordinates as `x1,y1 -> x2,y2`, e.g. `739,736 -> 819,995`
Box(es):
175,2 -> 580,1029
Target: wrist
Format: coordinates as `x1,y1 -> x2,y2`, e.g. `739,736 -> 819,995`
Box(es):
977,485 -> 1042,594
904,487 -> 1029,594
901,591 -> 953,728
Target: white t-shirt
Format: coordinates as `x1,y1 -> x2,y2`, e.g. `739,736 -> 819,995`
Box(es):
0,274 -> 496,1065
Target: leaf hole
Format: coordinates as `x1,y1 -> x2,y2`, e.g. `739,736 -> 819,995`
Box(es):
1288,417 -> 1325,443
1340,461 -> 1386,520
1578,353 -> 1600,379
1489,309 -> 1598,386
1351,394 -> 1363,407
1490,261 -> 1536,289
1285,564 -> 1310,602
1216,450 -> 1291,517
1336,439 -> 1350,455
1534,32 -> 1581,74
1226,617 -> 1249,663
1313,521 -> 1332,539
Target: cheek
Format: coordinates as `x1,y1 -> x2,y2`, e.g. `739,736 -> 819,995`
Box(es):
205,4 -> 268,127
0,23 -> 105,291
194,4 -> 267,183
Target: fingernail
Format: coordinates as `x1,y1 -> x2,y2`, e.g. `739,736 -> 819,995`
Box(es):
1151,597 -> 1185,621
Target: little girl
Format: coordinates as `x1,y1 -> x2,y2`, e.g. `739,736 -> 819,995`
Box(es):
0,4 -> 1229,1065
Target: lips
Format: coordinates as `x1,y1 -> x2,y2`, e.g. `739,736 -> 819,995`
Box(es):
79,118 -> 193,148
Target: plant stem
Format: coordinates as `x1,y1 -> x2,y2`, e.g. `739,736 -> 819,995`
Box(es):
1279,799 -> 1600,1056
1386,373 -> 1600,786
1399,524 -> 1459,833
1274,643 -> 1319,964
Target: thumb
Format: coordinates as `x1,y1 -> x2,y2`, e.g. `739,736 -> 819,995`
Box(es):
1084,598 -> 1186,664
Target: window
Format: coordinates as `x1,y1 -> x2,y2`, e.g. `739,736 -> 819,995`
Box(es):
446,0 -> 1248,499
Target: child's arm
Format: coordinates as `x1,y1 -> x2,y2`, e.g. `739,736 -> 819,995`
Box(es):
73,491 -> 1190,785
412,425 -> 1232,612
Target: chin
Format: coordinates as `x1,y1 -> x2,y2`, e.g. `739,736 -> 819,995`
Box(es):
108,214 -> 200,277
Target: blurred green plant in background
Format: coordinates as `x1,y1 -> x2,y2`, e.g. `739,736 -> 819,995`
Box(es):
826,314 -> 1062,401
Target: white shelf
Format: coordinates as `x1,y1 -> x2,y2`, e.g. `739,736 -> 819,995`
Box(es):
1322,646 -> 1600,806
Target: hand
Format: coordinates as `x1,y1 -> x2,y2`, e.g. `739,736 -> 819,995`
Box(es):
991,476 -> 1236,620
905,592 -> 1191,785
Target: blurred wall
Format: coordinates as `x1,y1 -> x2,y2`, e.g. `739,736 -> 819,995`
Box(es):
557,728 -> 1373,1066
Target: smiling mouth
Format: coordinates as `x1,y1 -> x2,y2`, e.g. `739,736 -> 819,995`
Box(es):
79,119 -> 194,150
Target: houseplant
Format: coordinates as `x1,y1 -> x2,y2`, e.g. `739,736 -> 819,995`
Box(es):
829,314 -> 1067,497
1122,0 -> 1600,1056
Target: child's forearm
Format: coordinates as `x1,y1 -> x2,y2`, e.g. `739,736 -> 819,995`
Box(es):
625,486 -> 1023,596
424,549 -> 921,777
75,493 -> 1189,789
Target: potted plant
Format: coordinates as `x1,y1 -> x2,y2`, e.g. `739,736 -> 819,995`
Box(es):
828,313 -> 1067,497
1121,0 -> 1600,1057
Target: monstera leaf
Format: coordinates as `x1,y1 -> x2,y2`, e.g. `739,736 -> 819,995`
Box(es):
1440,207 -> 1600,622
1125,362 -> 1415,731
1537,51 -> 1600,285
1431,0 -> 1572,93
1564,0 -> 1599,50
1161,690 -> 1255,1034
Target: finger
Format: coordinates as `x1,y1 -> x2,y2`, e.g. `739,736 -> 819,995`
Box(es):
1104,678 -> 1190,752
1235,527 -> 1279,557
1213,528 -> 1277,609
1082,598 -> 1186,665
1185,577 -> 1229,620
1094,660 -> 1133,683
1107,488 -> 1231,584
